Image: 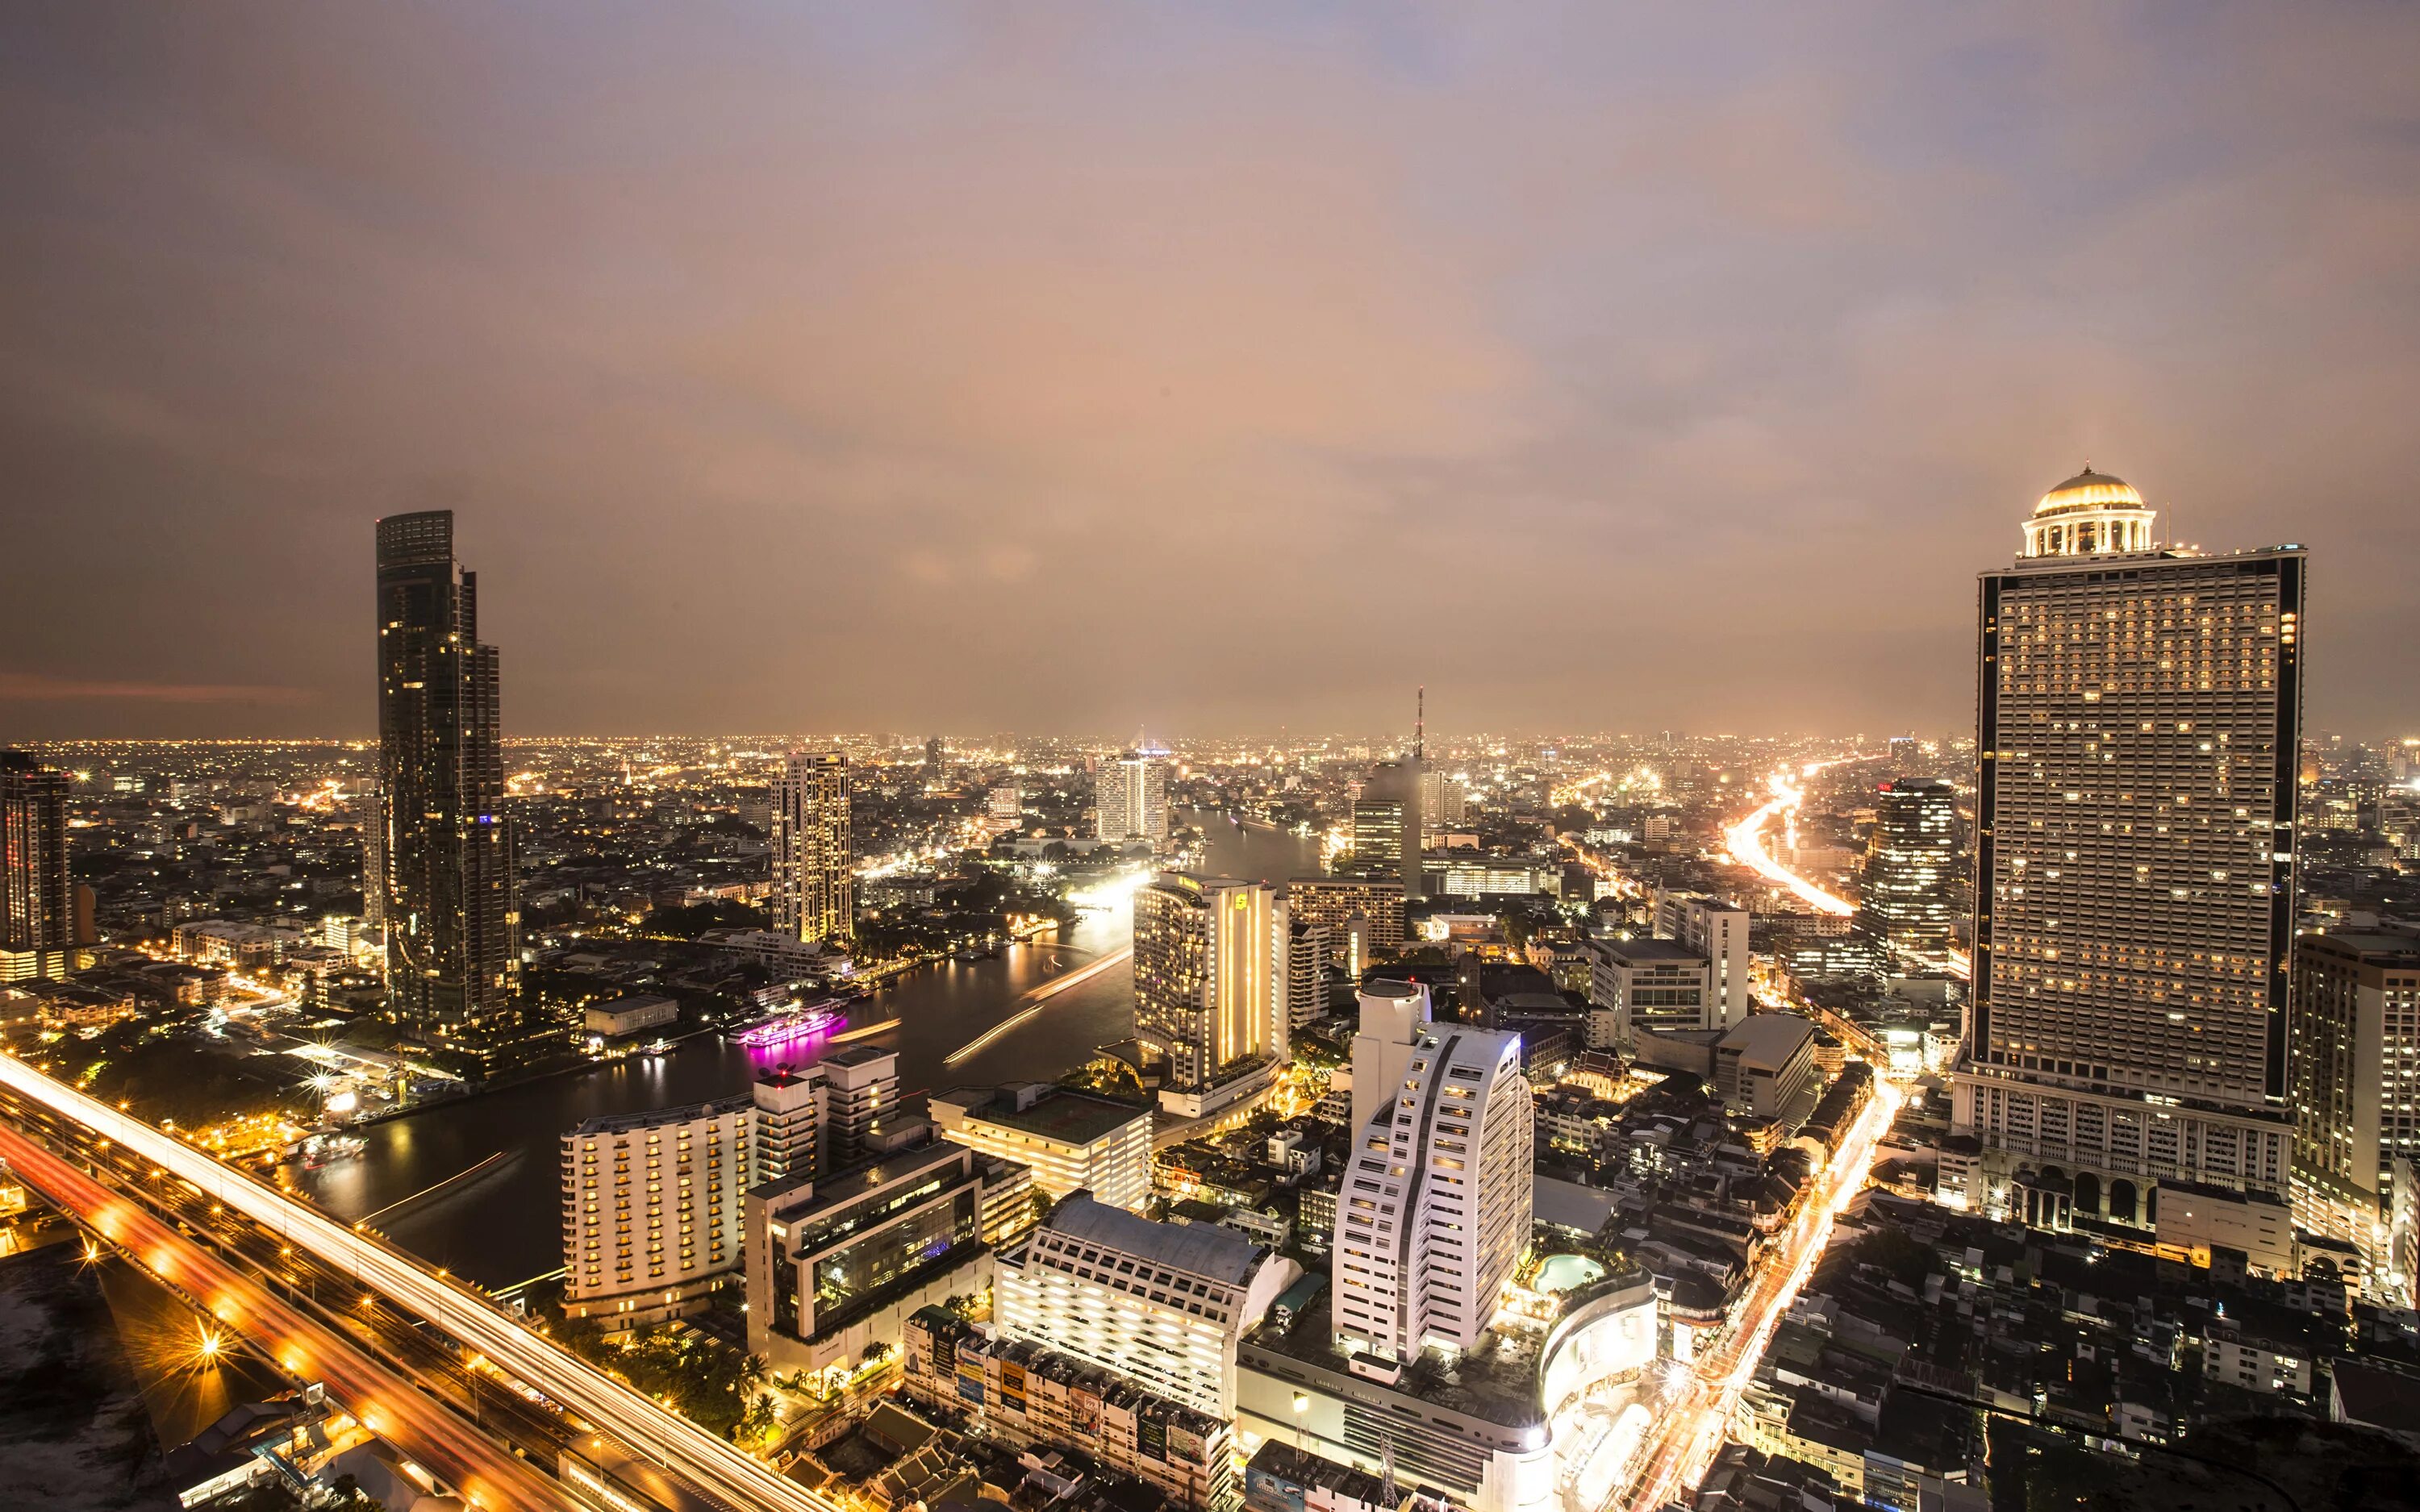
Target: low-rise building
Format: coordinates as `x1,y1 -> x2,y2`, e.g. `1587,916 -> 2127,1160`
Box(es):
928,1081 -> 1154,1210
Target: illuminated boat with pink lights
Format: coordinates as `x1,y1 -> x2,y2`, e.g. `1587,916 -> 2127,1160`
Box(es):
730,1000 -> 847,1048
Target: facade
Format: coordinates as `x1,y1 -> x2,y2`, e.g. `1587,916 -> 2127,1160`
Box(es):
2290,927 -> 2420,1289
561,1093 -> 754,1328
1955,467 -> 2305,1214
1287,877 -> 1407,957
1330,993 -> 1533,1369
817,1044 -> 899,1168
770,750 -> 853,944
1667,894 -> 1752,1031
582,993 -> 678,1039
1133,873 -> 1288,1099
1287,919 -> 1332,1030
1585,937 -> 1708,1049
903,1307 -> 1238,1511
1715,1014 -> 1818,1124
745,1139 -> 1023,1372
928,1082 -> 1154,1210
1421,770 -> 1467,827
2,752 -> 73,983
1860,780 -> 1960,958
992,1192 -> 1301,1418
753,1067 -> 820,1185
1366,759 -> 1425,898
1096,748 -> 1170,848
374,510 -> 519,1060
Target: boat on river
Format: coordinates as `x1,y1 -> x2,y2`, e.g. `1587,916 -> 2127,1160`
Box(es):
729,999 -> 846,1048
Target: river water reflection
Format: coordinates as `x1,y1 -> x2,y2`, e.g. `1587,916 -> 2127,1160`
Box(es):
297,810 -> 1318,1287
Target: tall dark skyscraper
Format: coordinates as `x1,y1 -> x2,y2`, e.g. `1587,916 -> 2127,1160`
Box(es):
1860,777 -> 1959,958
1,750 -> 73,983
375,510 -> 519,1062
1953,467 -> 2305,1222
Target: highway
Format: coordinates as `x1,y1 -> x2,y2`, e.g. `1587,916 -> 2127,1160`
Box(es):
0,1117 -> 572,1512
0,1051 -> 844,1512
1721,757 -> 1874,917
1618,1079 -> 1901,1511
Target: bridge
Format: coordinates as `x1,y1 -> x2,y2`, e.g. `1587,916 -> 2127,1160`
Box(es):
0,1052 -> 841,1512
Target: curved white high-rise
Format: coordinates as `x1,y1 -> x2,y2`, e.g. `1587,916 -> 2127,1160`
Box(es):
1331,986 -> 1533,1370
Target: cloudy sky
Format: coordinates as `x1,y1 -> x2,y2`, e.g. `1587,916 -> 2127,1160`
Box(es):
3,4 -> 2415,742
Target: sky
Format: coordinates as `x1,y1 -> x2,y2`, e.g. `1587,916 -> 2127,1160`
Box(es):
3,3 -> 2417,743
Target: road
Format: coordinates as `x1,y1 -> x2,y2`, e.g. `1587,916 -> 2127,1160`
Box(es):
0,1118 -> 572,1512
0,1051 -> 845,1512
1721,756 -> 1876,917
1618,1079 -> 1901,1510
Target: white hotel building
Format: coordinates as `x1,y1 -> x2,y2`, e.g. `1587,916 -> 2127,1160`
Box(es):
1331,984 -> 1534,1372
994,1193 -> 1300,1418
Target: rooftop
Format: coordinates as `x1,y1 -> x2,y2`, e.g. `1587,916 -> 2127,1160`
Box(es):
933,1085 -> 1149,1146
569,1092 -> 750,1139
1043,1193 -> 1267,1285
1600,938 -> 1705,965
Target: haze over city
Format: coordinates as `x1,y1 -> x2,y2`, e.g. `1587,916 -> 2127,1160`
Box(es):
6,6 -> 2420,739
6,10 -> 2420,1512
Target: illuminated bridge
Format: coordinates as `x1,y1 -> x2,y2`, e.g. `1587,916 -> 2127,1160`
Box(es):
0,1052 -> 841,1512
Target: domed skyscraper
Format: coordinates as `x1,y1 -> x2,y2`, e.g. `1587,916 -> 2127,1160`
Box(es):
1955,464 -> 2307,1239
2021,464 -> 2156,558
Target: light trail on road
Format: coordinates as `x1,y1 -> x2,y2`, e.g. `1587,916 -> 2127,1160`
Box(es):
0,1119 -> 571,1512
0,1052 -> 845,1512
1721,756 -> 1874,917
1619,1080 -> 1903,1511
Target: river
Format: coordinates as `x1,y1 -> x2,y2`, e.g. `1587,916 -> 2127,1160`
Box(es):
295,810 -> 1320,1288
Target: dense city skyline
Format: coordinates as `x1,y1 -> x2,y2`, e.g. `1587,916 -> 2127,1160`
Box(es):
6,6 -> 2420,739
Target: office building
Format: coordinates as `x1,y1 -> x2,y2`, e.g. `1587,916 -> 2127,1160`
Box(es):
1286,919 -> 1331,1030
987,783 -> 1024,832
770,750 -> 853,945
1421,769 -> 1467,827
1330,990 -> 1533,1370
745,1138 -> 1030,1373
1133,873 -> 1287,1111
360,781 -> 386,931
818,1044 -> 899,1167
1287,876 -> 1406,956
1095,748 -> 1170,848
1365,758 -> 1425,898
373,510 -> 519,1059
1861,779 -> 1960,958
928,1081 -> 1154,1210
753,1067 -> 820,1185
1586,937 -> 1709,1049
561,1093 -> 754,1329
2291,927 -> 2420,1299
1714,1014 -> 1818,1124
1954,466 -> 2306,1215
1,752 -> 72,984
993,1192 -> 1301,1418
1653,892 -> 1751,1032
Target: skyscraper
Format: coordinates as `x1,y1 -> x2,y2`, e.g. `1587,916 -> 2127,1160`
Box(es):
1095,748 -> 1170,848
1861,778 -> 1959,959
770,750 -> 853,946
1133,873 -> 1287,1110
1953,467 -> 2305,1218
374,510 -> 519,1059
1329,985 -> 1533,1372
1361,756 -> 1424,898
2289,927 -> 2420,1299
1,751 -> 72,984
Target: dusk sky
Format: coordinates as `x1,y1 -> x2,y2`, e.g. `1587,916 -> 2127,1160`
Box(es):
4,4 -> 2415,742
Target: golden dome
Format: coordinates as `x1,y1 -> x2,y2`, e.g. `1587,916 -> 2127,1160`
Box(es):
2034,464 -> 2146,517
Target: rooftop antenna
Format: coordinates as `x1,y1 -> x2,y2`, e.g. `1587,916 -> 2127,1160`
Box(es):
1380,1431 -> 1400,1504
1416,685 -> 1425,764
